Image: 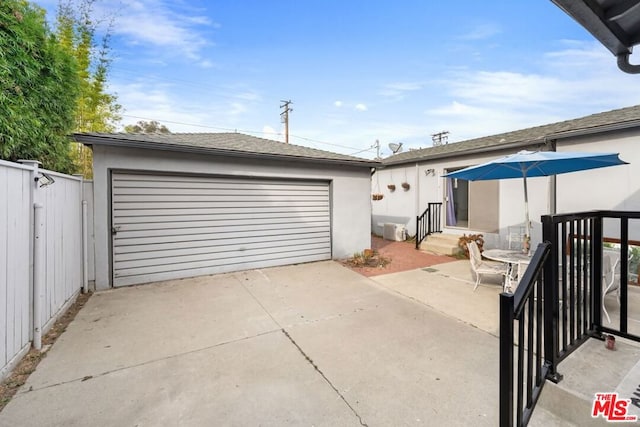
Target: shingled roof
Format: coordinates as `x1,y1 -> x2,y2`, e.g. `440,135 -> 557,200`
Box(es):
74,132 -> 378,167
383,105 -> 640,166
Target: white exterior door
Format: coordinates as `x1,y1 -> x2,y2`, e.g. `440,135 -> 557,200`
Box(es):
111,172 -> 331,286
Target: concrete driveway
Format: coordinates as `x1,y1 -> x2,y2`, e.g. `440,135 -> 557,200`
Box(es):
0,261 -> 499,426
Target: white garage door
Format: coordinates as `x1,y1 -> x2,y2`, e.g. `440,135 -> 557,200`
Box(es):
111,172 -> 332,286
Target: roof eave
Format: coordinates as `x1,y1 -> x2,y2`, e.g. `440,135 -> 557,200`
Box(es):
381,138 -> 546,167
551,0 -> 632,56
73,134 -> 380,168
546,119 -> 640,140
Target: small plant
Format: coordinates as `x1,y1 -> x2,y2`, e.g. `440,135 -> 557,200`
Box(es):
387,184 -> 396,191
372,193 -> 384,201
458,234 -> 485,258
345,249 -> 390,268
401,182 -> 410,190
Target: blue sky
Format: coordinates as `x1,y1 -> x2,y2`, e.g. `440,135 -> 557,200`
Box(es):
38,0 -> 640,158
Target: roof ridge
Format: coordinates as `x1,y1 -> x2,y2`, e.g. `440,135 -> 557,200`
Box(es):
383,104 -> 640,165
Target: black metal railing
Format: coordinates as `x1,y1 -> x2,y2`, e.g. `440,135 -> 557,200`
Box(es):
542,211 -> 640,372
500,243 -> 551,427
415,202 -> 443,249
500,210 -> 640,426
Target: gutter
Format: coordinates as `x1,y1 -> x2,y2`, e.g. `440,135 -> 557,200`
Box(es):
73,134 -> 381,169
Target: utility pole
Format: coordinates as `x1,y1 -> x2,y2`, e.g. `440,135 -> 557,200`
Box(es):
280,100 -> 293,143
373,139 -> 381,159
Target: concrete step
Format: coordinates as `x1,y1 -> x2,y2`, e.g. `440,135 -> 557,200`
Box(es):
529,406 -> 579,427
419,233 -> 461,256
533,337 -> 640,426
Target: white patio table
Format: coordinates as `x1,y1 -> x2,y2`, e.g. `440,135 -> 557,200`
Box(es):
482,249 -> 532,292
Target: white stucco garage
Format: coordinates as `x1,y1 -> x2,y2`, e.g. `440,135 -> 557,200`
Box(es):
74,132 -> 377,290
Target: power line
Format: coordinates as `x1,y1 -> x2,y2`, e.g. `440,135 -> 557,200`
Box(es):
120,114 -> 373,154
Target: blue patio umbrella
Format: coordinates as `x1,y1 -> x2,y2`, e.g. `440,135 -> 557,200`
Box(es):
442,150 -> 628,239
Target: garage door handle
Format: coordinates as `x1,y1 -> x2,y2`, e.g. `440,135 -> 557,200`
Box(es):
112,226 -> 121,235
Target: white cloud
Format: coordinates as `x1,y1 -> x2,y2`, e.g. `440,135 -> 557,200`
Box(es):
199,60 -> 216,69
229,102 -> 247,116
457,23 -> 501,41
262,125 -> 277,136
235,91 -> 262,101
379,81 -> 425,98
334,100 -> 343,107
355,103 -> 368,111
106,0 -> 213,60
422,41 -> 640,142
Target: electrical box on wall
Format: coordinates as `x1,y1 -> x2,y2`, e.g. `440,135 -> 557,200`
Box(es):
383,223 -> 406,241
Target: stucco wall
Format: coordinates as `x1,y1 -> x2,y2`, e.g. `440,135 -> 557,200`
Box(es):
372,145 -> 548,248
92,145 -> 372,289
373,128 -> 640,249
556,128 -> 640,240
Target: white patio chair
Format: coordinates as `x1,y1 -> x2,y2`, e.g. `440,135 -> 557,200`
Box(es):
507,260 -> 530,294
602,252 -> 621,324
467,241 -> 508,291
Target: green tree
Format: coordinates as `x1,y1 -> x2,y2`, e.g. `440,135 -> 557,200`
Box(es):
55,0 -> 122,177
124,120 -> 171,134
0,0 -> 80,172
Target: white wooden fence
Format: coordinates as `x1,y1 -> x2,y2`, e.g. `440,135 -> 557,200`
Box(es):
0,159 -> 87,379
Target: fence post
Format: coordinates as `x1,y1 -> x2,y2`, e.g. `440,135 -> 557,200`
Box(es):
542,215 -> 563,383
499,292 -> 514,427
415,215 -> 420,249
592,215 -> 603,332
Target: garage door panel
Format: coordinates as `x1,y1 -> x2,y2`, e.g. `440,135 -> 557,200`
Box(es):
115,221 -> 331,239
115,241 -> 332,270
113,193 -> 329,203
112,173 -> 332,286
113,206 -> 327,217
114,236 -> 331,261
113,173 -> 326,188
114,229 -> 330,248
114,200 -> 329,210
114,232 -> 330,253
113,253 -> 330,287
116,215 -> 330,230
115,211 -> 328,224
118,216 -> 327,233
115,247 -> 330,278
114,185 -> 328,196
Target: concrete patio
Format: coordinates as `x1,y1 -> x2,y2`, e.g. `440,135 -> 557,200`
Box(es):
0,260 -> 502,427
1,257 -> 638,426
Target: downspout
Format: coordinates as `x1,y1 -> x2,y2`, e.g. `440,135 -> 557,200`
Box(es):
82,200 -> 89,294
76,174 -> 89,294
617,53 -> 640,74
18,160 -> 41,349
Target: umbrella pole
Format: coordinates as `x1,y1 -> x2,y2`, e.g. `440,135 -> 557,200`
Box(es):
523,173 -> 531,240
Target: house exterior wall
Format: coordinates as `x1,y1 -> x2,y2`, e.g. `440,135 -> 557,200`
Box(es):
373,127 -> 640,249
91,145 -> 372,290
556,128 -> 640,240
373,146 -> 549,248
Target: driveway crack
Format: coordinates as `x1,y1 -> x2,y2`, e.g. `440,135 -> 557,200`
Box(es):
281,329 -> 369,427
236,273 -> 368,426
